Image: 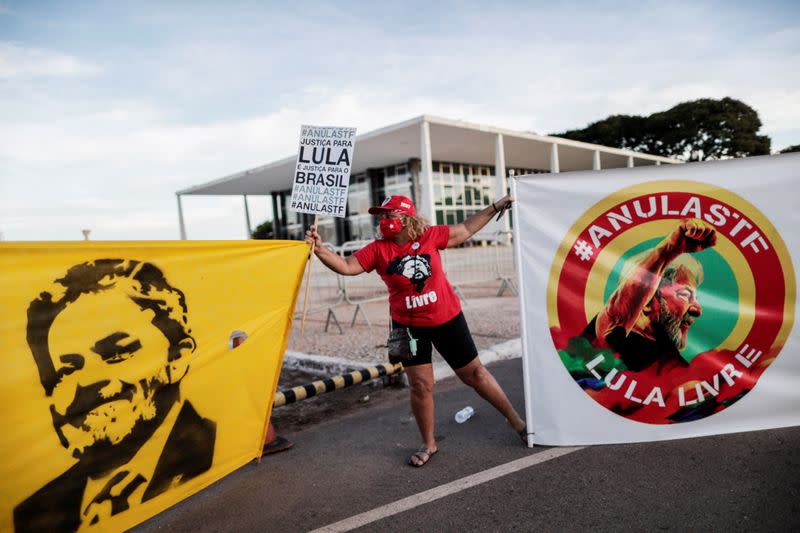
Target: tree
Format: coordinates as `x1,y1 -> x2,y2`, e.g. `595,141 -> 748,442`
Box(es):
553,97 -> 771,162
550,114 -> 653,153
779,144 -> 800,154
251,220 -> 273,239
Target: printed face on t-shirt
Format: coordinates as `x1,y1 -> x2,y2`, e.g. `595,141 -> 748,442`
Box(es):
387,254 -> 432,292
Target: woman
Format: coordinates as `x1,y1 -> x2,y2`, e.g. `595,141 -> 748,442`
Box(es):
305,194 -> 527,467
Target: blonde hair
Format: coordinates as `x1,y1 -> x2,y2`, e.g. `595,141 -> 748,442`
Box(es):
402,214 -> 429,240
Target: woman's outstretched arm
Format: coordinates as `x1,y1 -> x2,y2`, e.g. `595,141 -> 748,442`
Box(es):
447,195 -> 514,248
306,225 -> 365,276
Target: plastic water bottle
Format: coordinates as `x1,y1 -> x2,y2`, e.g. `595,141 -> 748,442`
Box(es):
454,406 -> 475,423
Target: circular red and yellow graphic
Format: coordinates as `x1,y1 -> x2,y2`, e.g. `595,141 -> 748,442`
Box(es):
547,180 -> 795,424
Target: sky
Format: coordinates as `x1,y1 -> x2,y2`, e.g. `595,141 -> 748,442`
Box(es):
1,0 -> 798,241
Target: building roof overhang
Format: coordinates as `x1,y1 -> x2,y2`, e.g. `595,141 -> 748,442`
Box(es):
177,115 -> 680,196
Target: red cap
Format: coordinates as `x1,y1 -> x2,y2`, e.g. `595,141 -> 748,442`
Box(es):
368,195 -> 416,216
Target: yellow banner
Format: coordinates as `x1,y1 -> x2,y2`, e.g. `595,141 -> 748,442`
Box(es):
0,240 -> 309,532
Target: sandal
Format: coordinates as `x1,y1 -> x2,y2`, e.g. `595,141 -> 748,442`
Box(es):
508,419 -> 530,446
518,426 -> 530,446
408,446 -> 437,467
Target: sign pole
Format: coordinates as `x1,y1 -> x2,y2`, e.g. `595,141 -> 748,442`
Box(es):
300,214 -> 319,333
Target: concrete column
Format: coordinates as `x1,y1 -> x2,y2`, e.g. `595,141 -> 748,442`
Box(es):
177,194 -> 187,240
550,143 -> 560,173
243,195 -> 252,238
627,155 -> 634,168
271,193 -> 284,239
656,160 -> 661,166
593,150 -> 601,170
418,120 -> 436,222
495,133 -> 507,197
494,133 -> 510,235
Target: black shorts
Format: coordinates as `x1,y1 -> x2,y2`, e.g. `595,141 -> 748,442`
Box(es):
391,311 -> 478,370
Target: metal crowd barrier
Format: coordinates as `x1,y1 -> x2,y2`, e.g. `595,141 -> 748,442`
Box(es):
294,240 -> 383,333
338,240 -> 388,305
294,243 -> 344,319
441,231 -> 518,298
492,231 -> 518,296
295,230 -> 517,333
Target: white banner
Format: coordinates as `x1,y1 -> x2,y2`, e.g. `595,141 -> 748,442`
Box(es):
289,125 -> 357,217
513,153 -> 800,445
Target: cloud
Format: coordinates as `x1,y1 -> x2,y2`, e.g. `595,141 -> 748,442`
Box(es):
0,42 -> 101,79
4,66 -> 800,241
0,84 -> 474,241
2,1 -> 798,240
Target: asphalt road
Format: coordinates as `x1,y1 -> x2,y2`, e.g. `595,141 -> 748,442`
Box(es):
135,358 -> 800,533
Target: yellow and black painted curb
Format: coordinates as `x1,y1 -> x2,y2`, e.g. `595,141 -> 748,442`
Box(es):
273,363 -> 403,407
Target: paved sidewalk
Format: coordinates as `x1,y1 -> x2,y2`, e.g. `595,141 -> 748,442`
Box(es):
286,288 -> 521,371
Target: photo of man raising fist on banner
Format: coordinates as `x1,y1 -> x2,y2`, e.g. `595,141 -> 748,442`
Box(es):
514,156 -> 799,444
585,218 -> 717,373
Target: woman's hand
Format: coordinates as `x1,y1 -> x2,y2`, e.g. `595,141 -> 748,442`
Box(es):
494,195 -> 514,212
449,194 -> 515,247
304,225 -> 366,276
305,225 -> 322,248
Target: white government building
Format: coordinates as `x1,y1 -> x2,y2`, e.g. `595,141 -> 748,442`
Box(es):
176,115 -> 679,245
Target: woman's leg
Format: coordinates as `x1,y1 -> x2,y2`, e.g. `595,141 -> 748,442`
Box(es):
404,363 -> 438,454
454,358 -> 526,433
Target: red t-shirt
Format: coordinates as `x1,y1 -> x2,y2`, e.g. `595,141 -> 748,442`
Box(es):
353,225 -> 461,327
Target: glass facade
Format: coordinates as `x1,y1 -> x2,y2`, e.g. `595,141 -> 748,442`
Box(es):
508,166 -> 548,177
431,161 -> 495,225
273,160 -> 540,245
282,195 -> 304,240
382,163 -> 413,199
347,171 -> 374,241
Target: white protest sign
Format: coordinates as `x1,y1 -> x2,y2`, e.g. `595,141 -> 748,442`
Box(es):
289,125 -> 357,218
